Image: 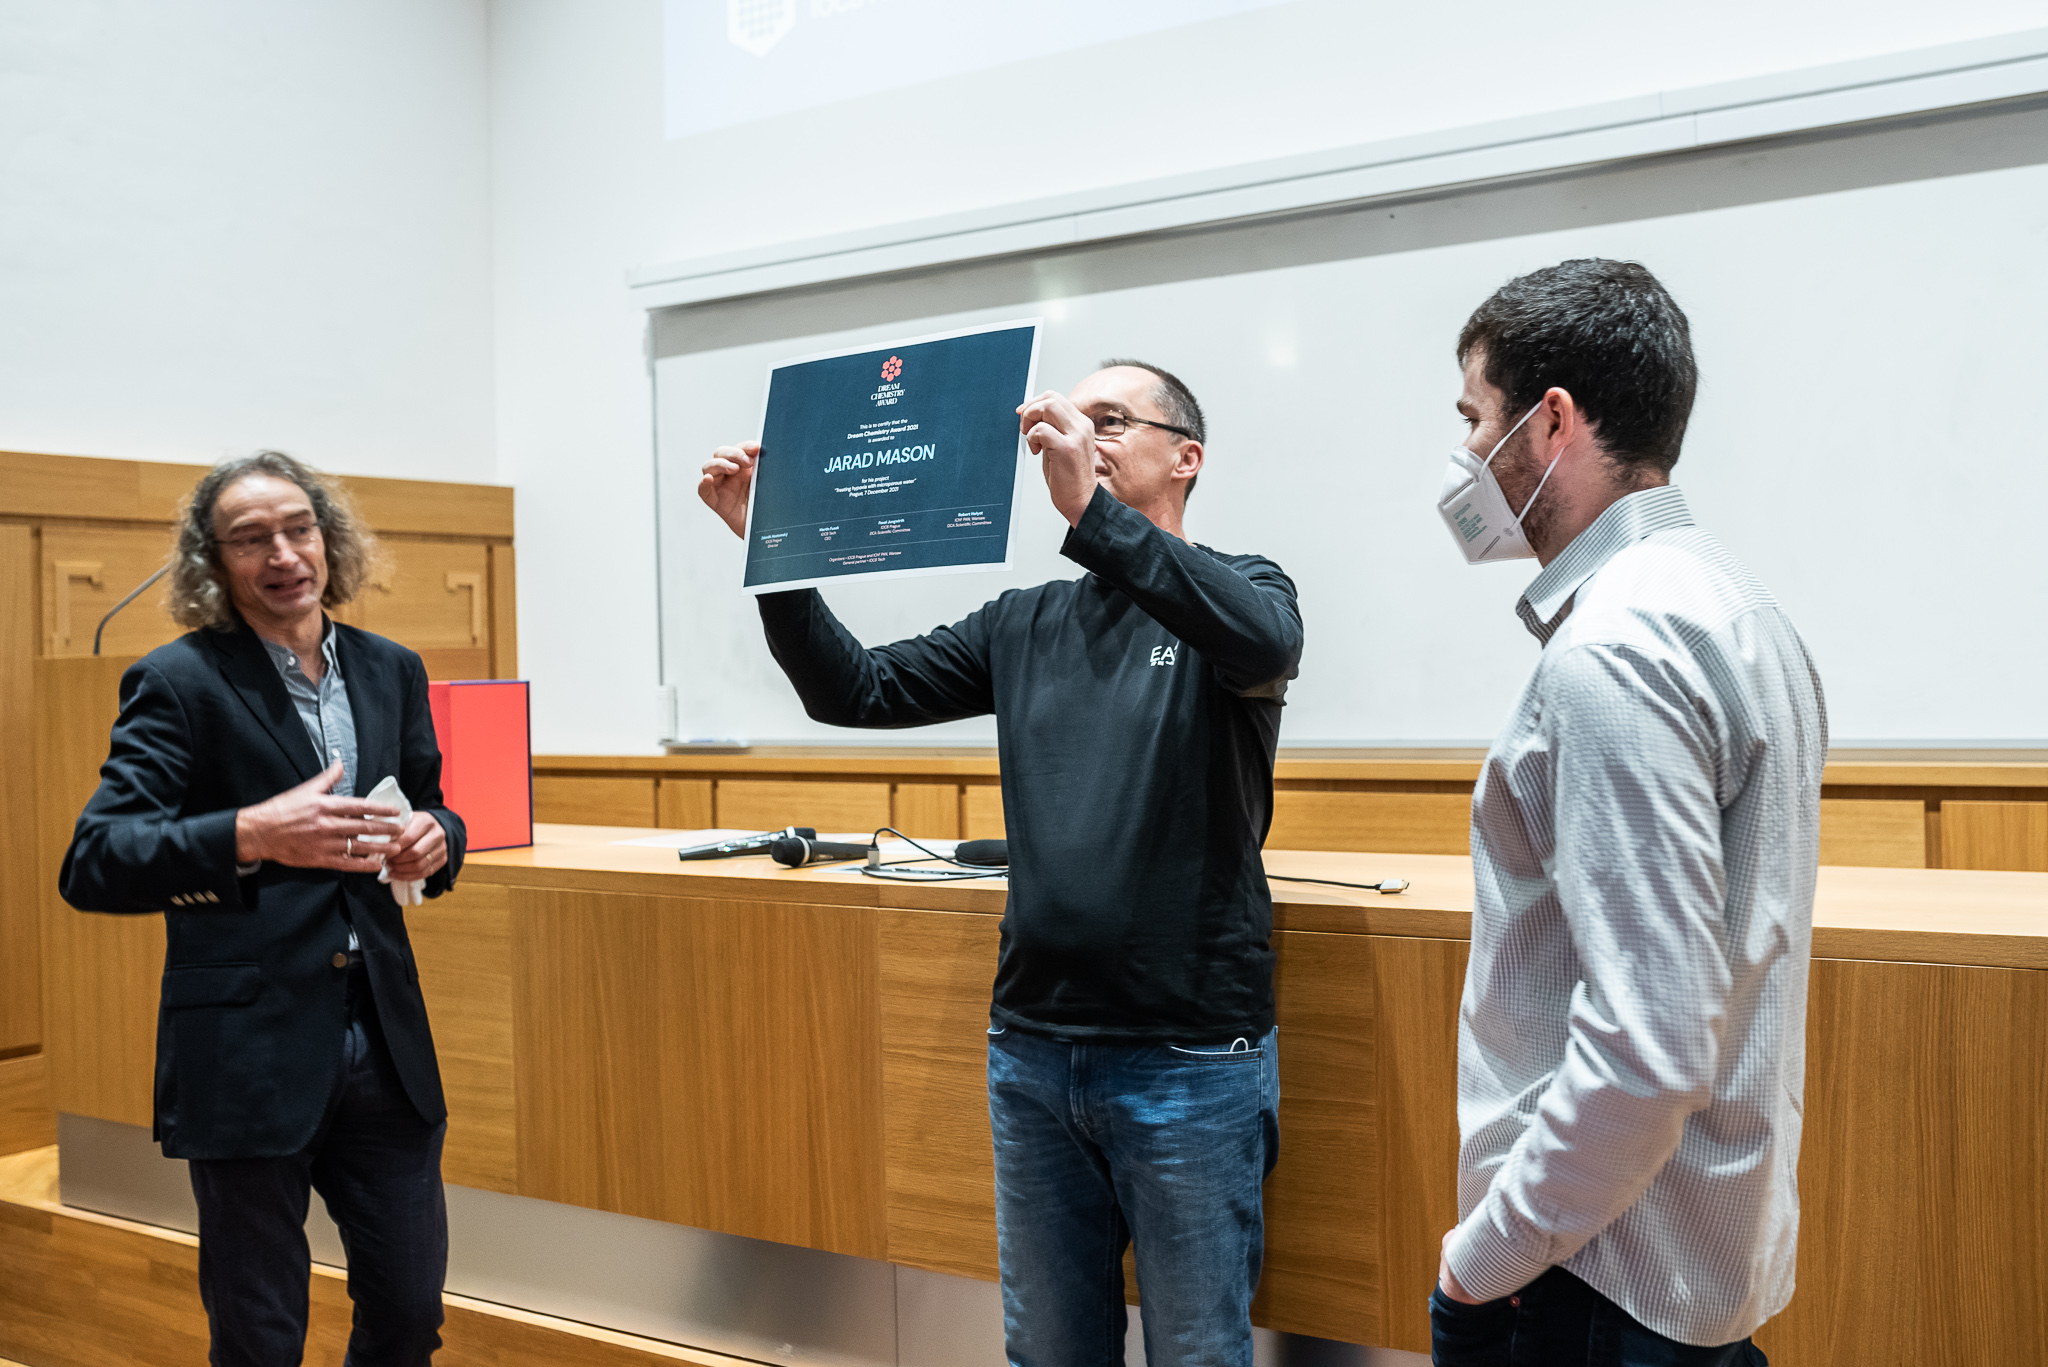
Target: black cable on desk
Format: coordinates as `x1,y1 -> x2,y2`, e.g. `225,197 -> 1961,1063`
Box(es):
856,827 -> 1009,882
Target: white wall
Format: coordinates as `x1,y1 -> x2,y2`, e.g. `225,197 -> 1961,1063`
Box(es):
0,0 -> 494,480
652,142 -> 2048,747
490,0 -> 2047,753
11,3 -> 2043,752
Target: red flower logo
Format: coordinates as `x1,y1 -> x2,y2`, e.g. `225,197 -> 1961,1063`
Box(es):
881,355 -> 903,381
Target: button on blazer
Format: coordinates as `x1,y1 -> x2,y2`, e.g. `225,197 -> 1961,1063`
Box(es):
59,618 -> 468,1161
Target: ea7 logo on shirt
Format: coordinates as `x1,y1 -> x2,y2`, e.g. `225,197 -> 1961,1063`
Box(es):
1148,645 -> 1179,667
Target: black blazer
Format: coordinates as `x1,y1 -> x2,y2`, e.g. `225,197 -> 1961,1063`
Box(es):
59,618 -> 466,1161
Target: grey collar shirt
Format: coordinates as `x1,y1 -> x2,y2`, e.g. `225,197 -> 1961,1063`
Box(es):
257,619 -> 361,948
1442,486 -> 1828,1346
260,620 -> 357,799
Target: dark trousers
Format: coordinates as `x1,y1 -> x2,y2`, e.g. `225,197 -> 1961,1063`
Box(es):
188,970 -> 447,1367
1431,1267 -> 1769,1367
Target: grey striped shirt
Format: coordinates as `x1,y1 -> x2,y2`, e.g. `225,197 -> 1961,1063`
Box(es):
260,622 -> 357,799
259,621 -> 360,950
1442,486 -> 1827,1346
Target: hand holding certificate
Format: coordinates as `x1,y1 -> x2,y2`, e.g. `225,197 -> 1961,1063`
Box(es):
1015,387 -> 1108,529
702,320 -> 1041,594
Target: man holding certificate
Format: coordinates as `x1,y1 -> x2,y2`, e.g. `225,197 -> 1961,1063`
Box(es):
701,358 -> 1302,1366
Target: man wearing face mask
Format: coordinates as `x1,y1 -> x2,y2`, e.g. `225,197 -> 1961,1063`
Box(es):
700,360 -> 1301,1367
1429,260 -> 1825,1366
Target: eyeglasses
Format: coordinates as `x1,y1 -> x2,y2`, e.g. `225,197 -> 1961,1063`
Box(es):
217,521 -> 321,558
1091,411 -> 1194,441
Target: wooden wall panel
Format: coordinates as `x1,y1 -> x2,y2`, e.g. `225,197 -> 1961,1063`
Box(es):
878,908 -> 1001,1281
409,882 -> 517,1194
533,774 -> 658,828
656,777 -> 715,829
0,527 -> 40,1054
0,450 -> 198,520
412,647 -> 493,682
962,784 -> 1006,839
1942,801 -> 2048,872
1371,936 -> 1467,1355
513,889 -> 887,1258
342,475 -> 515,540
512,890 -> 668,1220
352,539 -> 493,681
36,657 -> 160,1128
37,526 -> 182,658
715,779 -> 890,834
488,543 -> 519,679
0,1056 -> 56,1157
892,783 -> 961,839
1256,930 -> 1380,1345
1818,798 -> 1927,867
1755,958 -> 2048,1363
1267,791 -> 1471,855
0,451 -> 514,540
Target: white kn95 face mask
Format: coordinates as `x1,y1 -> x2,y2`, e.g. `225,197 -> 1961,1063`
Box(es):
1437,400 -> 1559,564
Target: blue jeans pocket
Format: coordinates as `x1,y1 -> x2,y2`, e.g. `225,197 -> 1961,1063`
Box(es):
1429,1285 -> 1514,1367
1166,1038 -> 1262,1062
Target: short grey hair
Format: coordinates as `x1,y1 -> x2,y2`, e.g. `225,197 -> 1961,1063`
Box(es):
1098,357 -> 1206,502
166,451 -> 376,631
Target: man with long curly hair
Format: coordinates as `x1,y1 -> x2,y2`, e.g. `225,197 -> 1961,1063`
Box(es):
60,451 -> 467,1367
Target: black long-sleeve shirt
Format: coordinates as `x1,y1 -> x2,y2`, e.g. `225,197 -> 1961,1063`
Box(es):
758,486 -> 1303,1043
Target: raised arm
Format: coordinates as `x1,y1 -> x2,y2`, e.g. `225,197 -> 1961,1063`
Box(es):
757,590 -> 996,729
701,437 -> 997,729
1061,487 -> 1302,697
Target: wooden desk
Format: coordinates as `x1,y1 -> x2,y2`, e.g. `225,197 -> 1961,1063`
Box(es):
41,826 -> 2048,1361
530,748 -> 2048,874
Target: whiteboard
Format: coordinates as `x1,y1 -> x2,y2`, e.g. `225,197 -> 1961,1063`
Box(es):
653,101 -> 2048,747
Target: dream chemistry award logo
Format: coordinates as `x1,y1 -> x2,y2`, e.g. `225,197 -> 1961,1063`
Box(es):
727,0 -> 796,56
827,351 -> 926,473
870,356 -> 905,407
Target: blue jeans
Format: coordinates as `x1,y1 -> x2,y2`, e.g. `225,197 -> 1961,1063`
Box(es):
188,971 -> 447,1367
1430,1267 -> 1769,1367
987,1024 -> 1280,1367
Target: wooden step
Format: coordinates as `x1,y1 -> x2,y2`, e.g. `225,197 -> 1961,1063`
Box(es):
0,1147 -> 764,1367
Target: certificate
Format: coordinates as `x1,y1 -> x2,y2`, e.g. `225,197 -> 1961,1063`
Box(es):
742,319 -> 1040,593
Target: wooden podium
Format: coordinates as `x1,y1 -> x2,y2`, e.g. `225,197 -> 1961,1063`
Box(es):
36,655 -> 162,1132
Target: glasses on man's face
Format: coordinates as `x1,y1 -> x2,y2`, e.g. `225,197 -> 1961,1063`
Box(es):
1091,410 -> 1194,442
217,521 -> 320,558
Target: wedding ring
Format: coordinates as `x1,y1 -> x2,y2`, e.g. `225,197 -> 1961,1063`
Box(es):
345,837 -> 354,856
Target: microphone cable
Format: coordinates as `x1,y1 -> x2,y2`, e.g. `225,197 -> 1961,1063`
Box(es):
821,828 -> 1406,893
857,827 -> 1010,882
1268,874 -> 1410,894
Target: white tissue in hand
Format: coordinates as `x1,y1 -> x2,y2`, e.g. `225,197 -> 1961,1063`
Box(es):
359,775 -> 425,906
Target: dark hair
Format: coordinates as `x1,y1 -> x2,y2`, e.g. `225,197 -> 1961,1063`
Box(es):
1456,259 -> 1697,475
168,451 -> 376,631
1099,357 -> 1206,502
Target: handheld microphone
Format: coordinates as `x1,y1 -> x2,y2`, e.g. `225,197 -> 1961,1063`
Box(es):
770,834 -> 874,868
955,839 -> 1008,867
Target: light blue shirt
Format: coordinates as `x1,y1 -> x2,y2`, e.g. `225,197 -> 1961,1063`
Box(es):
260,621 -> 357,798
251,620 -> 361,950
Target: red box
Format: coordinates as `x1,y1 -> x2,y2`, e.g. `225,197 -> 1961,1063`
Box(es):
427,680 -> 533,851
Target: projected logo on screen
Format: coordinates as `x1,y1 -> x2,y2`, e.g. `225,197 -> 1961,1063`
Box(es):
727,0 -> 796,57
881,355 -> 903,381
669,0 -> 1295,137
